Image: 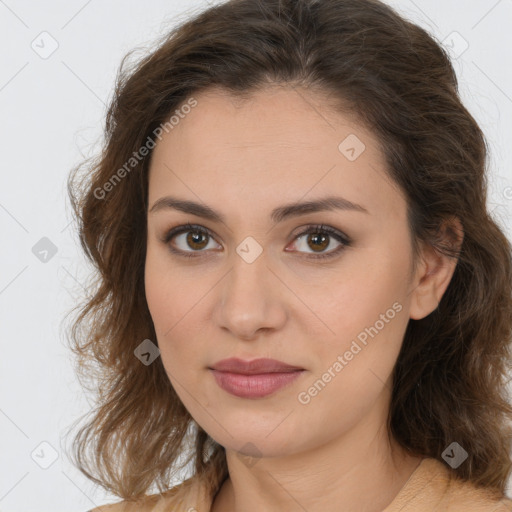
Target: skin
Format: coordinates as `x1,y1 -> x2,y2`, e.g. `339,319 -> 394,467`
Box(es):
144,84 -> 461,512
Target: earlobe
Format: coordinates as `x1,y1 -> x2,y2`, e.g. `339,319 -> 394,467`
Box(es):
409,217 -> 464,321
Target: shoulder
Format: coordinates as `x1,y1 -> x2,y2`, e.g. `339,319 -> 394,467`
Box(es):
390,457 -> 512,512
86,475 -> 210,512
441,476 -> 512,511
86,492 -> 176,512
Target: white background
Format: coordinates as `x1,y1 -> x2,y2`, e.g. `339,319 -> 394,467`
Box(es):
1,0 -> 511,510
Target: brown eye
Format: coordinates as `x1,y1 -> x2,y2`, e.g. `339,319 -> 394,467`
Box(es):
186,231 -> 209,250
164,223 -> 351,261
306,232 -> 330,252
164,224 -> 222,256
288,224 -> 351,260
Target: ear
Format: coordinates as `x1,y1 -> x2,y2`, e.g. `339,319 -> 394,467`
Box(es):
409,217 -> 464,320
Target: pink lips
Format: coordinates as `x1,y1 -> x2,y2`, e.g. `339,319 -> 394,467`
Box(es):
209,358 -> 305,399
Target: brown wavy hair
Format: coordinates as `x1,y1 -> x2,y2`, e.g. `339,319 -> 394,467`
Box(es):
64,0 -> 512,502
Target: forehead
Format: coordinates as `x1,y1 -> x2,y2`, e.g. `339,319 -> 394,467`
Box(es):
147,85 -> 405,224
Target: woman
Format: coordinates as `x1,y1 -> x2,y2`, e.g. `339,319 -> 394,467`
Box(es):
65,0 -> 512,510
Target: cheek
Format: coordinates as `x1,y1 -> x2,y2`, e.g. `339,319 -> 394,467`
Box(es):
145,249 -> 184,354
304,249 -> 411,387
145,259 -> 171,335
314,252 -> 408,333
145,244 -> 193,333
293,272 -> 409,440
144,250 -> 208,380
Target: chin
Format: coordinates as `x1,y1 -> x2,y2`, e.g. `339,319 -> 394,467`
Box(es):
207,423 -> 307,460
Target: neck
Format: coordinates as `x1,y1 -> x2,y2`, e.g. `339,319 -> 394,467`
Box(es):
211,414 -> 423,512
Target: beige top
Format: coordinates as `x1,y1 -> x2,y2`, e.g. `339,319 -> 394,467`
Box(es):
90,457 -> 512,511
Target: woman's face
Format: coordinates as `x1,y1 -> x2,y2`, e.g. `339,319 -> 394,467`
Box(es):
145,85 -> 421,458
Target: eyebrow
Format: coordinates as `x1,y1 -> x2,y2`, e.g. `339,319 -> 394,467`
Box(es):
149,195 -> 369,223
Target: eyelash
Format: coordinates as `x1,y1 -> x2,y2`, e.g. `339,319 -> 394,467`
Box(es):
162,223 -> 351,261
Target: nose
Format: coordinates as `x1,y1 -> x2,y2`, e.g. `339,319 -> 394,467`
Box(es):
212,251 -> 288,341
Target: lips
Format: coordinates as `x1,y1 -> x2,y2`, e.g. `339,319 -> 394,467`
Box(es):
208,358 -> 305,399
209,357 -> 304,374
